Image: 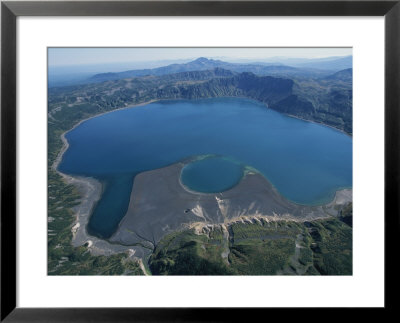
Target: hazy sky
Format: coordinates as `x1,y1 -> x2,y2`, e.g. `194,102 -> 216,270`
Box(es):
48,47 -> 352,67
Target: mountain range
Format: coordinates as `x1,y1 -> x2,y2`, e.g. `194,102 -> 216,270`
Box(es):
89,56 -> 352,83
49,64 -> 352,134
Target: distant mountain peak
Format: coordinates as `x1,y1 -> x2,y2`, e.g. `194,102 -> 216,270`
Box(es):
88,57 -> 340,84
194,57 -> 210,63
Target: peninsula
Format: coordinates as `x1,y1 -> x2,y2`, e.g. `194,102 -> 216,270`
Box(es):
48,55 -> 353,275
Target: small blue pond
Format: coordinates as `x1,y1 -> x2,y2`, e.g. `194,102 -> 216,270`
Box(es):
58,98 -> 352,238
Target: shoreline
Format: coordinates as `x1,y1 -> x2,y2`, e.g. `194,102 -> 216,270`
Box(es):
52,99 -> 160,172
50,96 -> 352,257
285,113 -> 352,138
110,162 -> 352,249
51,99 -> 162,257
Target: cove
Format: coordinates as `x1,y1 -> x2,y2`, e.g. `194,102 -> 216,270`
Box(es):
58,98 -> 352,239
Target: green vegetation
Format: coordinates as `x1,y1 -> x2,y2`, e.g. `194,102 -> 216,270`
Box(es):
48,170 -> 143,275
149,217 -> 352,275
49,68 -> 352,135
48,62 -> 352,275
229,239 -> 294,275
149,230 -> 232,275
338,202 -> 353,227
307,219 -> 352,275
48,99 -> 144,274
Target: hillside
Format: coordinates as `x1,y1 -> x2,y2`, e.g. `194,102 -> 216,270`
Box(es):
89,57 -> 335,83
49,68 -> 352,134
149,217 -> 352,275
47,59 -> 353,276
323,68 -> 352,82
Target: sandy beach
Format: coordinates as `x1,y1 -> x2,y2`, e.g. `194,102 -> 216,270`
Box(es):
110,162 -> 352,248
50,97 -> 352,259
51,99 -> 160,257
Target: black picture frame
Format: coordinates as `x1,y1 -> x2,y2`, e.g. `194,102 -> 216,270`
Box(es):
1,1 -> 399,321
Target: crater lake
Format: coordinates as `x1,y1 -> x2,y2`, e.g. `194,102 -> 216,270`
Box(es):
58,98 -> 352,239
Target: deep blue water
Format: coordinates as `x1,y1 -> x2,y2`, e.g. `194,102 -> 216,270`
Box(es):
181,156 -> 244,193
58,98 -> 352,238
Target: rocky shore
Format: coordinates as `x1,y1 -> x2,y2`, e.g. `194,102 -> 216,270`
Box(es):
109,162 -> 352,250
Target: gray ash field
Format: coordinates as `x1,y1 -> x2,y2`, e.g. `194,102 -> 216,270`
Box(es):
109,162 -> 351,258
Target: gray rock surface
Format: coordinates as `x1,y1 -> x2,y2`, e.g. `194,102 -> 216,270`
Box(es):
109,162 -> 352,248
